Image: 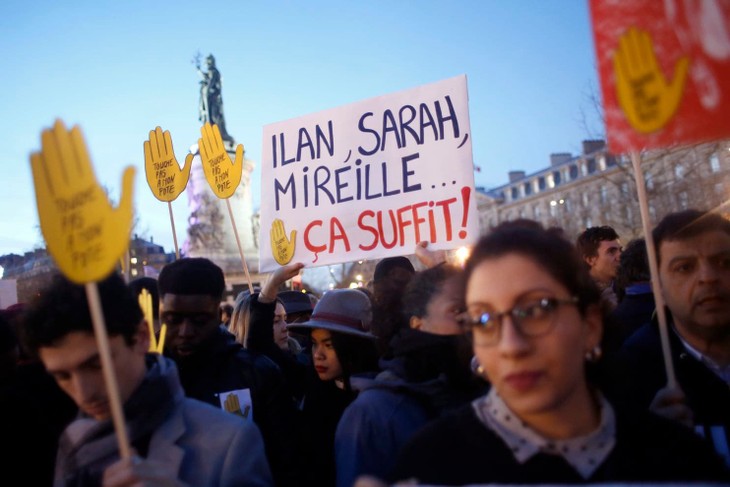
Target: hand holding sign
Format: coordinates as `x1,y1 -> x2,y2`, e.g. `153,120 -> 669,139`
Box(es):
270,219 -> 296,265
197,122 -> 243,199
143,126 -> 191,202
30,120 -> 135,284
614,26 -> 690,134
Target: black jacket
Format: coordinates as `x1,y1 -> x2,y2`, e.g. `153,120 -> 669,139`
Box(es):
170,326 -> 299,486
607,318 -> 730,469
393,401 -> 730,485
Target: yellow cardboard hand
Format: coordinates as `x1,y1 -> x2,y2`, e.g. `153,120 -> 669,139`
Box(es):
224,393 -> 245,417
138,289 -> 160,353
143,126 -> 192,202
30,120 -> 135,284
270,219 -> 296,265
614,26 -> 690,134
195,123 -> 244,199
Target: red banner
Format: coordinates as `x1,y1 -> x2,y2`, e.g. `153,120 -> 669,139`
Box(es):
590,0 -> 730,153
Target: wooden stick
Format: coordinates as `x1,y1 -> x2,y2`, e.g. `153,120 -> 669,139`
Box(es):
168,201 -> 180,260
84,282 -> 132,459
226,198 -> 254,294
629,151 -> 677,388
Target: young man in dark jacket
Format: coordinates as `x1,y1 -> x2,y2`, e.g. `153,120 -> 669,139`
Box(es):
158,258 -> 300,486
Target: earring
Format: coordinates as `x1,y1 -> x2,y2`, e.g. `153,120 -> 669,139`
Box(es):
471,356 -> 485,376
585,345 -> 603,362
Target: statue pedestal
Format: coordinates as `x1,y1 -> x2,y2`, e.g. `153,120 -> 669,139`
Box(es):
183,144 -> 266,295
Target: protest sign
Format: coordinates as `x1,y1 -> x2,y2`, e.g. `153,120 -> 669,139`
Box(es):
590,0 -> 730,153
29,119 -> 135,459
259,75 -> 477,272
143,126 -> 192,259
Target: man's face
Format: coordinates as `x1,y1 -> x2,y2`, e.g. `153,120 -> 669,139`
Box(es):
160,294 -> 221,359
39,330 -> 147,420
659,231 -> 730,342
586,239 -> 622,283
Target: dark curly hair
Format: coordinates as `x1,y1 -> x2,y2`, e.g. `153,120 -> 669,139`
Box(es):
466,221 -> 601,316
19,272 -> 142,360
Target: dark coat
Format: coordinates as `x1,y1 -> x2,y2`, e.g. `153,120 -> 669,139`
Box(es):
607,318 -> 730,468
392,402 -> 730,485
170,327 -> 299,486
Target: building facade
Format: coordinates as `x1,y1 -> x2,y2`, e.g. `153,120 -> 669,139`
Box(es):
475,139 -> 730,241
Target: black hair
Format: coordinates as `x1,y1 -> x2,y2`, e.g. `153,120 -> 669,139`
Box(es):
19,272 -> 142,360
401,264 -> 461,321
330,332 -> 379,392
157,258 -> 225,299
615,238 -> 650,301
465,221 -> 601,315
652,209 -> 730,266
576,225 -> 620,260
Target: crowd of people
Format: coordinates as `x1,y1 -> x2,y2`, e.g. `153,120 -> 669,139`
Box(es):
2,208 -> 730,486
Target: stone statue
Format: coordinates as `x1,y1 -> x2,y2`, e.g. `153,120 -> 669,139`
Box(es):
195,53 -> 234,144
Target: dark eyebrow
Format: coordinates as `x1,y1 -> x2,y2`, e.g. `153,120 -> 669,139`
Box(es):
46,351 -> 101,375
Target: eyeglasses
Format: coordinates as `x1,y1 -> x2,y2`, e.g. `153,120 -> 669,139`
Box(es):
460,296 -> 579,346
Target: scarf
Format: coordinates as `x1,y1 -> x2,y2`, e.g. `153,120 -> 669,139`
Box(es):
55,354 -> 179,486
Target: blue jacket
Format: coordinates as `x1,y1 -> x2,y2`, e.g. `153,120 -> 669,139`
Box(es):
54,355 -> 273,486
335,353 -> 480,487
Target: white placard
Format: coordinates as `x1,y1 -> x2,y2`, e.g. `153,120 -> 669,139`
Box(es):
259,75 -> 477,272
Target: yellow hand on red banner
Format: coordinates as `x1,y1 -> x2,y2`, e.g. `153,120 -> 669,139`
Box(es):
197,123 -> 244,199
270,219 -> 296,265
30,120 -> 135,284
614,26 -> 689,134
143,126 -> 191,202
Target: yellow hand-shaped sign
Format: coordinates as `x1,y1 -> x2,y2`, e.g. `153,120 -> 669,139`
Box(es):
138,289 -> 166,354
614,27 -> 690,134
224,393 -> 250,418
30,120 -> 135,284
143,127 -> 192,201
270,219 -> 296,265
197,123 -> 244,199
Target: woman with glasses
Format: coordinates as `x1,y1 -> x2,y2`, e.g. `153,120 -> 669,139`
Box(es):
390,222 -> 729,485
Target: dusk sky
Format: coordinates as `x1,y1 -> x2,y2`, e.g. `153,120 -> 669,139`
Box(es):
0,0 -> 603,261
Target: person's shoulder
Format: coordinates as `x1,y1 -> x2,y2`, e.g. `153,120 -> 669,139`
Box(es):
406,402 -> 479,444
614,406 -> 730,480
614,321 -> 663,362
180,396 -> 261,436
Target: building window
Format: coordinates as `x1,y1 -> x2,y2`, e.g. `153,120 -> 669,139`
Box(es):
587,159 -> 597,174
582,192 -> 589,207
586,217 -> 593,228
538,177 -> 546,191
626,205 -> 633,225
674,164 -> 685,178
645,171 -> 654,190
569,165 -> 579,180
621,182 -> 629,197
600,186 -> 608,205
511,187 -> 519,200
649,204 -> 657,222
565,198 -> 572,211
534,204 -> 542,218
553,171 -> 561,185
679,191 -> 689,209
710,153 -> 721,173
524,182 -> 532,196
